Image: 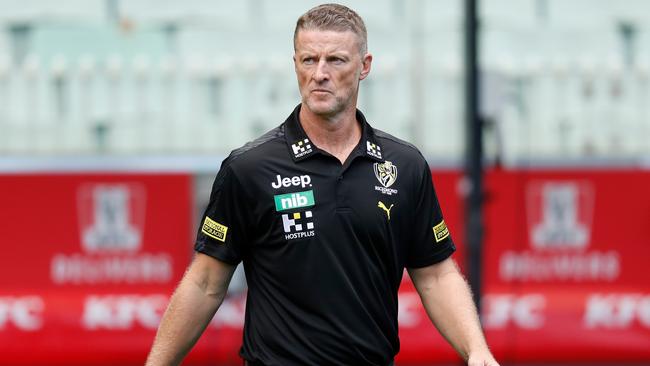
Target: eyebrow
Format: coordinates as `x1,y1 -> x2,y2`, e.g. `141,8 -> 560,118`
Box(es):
296,50 -> 351,57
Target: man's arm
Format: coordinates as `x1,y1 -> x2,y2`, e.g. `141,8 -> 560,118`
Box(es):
408,257 -> 499,366
145,252 -> 236,366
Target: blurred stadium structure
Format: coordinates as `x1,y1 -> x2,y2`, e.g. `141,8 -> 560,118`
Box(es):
1,1 -> 649,365
1,0 -> 649,162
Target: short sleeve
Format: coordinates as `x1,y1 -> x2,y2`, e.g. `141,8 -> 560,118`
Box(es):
194,163 -> 248,265
406,161 -> 456,268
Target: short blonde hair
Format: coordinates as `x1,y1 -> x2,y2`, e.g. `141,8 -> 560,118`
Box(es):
294,3 -> 368,55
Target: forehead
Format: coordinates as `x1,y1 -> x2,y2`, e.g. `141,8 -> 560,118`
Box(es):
294,29 -> 360,54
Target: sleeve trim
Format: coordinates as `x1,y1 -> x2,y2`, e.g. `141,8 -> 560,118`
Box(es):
406,242 -> 456,269
195,242 -> 241,265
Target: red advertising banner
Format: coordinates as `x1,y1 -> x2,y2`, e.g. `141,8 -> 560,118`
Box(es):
483,170 -> 650,288
480,170 -> 650,362
0,174 -> 194,365
0,170 -> 649,365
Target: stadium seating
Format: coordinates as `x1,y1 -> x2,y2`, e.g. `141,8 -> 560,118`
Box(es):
0,0 -> 648,162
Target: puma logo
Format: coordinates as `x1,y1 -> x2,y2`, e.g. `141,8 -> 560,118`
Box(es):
378,201 -> 394,220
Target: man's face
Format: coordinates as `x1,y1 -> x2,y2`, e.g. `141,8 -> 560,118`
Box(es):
293,29 -> 372,118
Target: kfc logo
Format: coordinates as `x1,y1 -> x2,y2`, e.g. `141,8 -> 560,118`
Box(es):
82,295 -> 167,330
77,184 -> 146,252
584,294 -> 650,329
0,296 -> 44,331
527,181 -> 594,250
482,294 -> 546,329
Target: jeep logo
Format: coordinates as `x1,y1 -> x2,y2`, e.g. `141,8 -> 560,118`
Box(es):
271,174 -> 312,189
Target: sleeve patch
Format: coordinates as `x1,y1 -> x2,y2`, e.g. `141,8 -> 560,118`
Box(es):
202,217 -> 228,243
433,220 -> 450,243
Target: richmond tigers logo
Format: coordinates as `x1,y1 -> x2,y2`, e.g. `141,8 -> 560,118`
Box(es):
373,161 -> 397,188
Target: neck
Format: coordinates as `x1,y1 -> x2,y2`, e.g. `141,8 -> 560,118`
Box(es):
299,104 -> 362,164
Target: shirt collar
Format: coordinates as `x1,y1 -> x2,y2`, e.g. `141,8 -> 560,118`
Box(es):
284,104 -> 385,163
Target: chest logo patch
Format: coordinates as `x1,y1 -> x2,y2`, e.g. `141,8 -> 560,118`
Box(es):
274,190 -> 315,211
367,141 -> 383,159
291,138 -> 313,158
378,201 -> 394,220
271,174 -> 312,189
374,161 -> 397,188
282,210 -> 315,240
374,161 -> 399,196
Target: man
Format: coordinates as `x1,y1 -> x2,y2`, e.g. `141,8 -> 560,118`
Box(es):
146,4 -> 499,366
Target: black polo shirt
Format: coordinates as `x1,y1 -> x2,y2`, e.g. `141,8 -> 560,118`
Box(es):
195,105 -> 455,366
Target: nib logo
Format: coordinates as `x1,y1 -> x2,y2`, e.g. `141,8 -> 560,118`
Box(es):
274,190 -> 315,212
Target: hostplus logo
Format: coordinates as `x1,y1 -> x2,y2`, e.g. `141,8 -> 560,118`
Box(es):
291,139 -> 313,158
366,141 -> 382,159
282,211 -> 315,240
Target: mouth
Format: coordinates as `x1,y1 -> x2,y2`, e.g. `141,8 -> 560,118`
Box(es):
311,89 -> 331,94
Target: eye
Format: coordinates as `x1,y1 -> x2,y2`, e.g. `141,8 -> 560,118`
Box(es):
330,57 -> 345,65
302,57 -> 315,65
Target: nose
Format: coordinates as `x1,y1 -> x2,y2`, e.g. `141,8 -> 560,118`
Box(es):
313,59 -> 329,82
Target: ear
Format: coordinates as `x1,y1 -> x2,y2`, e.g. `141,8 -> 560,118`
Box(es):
293,54 -> 298,73
359,53 -> 372,81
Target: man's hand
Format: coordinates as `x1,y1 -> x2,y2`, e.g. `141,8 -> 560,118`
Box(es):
408,258 -> 499,366
467,349 -> 500,366
145,253 -> 236,366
